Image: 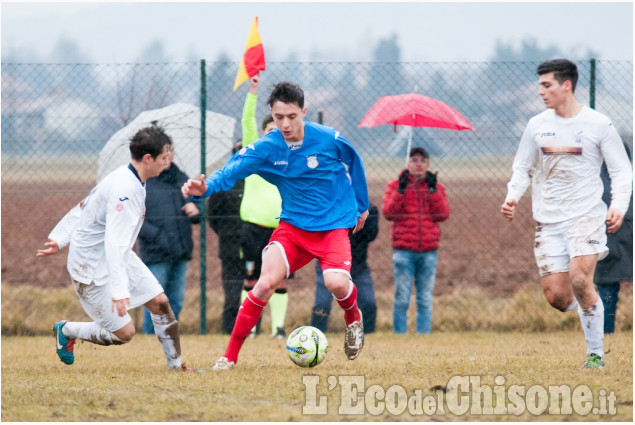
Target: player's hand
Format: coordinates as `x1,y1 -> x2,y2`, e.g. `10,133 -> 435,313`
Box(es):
352,210 -> 369,234
501,199 -> 517,222
249,74 -> 260,94
112,298 -> 131,317
606,207 -> 624,233
182,202 -> 199,217
181,174 -> 207,197
36,239 -> 59,257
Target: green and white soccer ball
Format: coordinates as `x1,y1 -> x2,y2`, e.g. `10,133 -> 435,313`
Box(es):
286,326 -> 328,368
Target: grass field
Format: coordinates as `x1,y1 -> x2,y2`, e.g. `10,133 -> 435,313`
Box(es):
1,331 -> 632,421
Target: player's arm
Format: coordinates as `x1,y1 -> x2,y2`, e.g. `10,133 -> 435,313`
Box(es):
502,123 -> 537,221
336,133 -> 370,214
601,125 -> 633,232
36,198 -> 85,256
183,145 -> 266,199
242,75 -> 260,146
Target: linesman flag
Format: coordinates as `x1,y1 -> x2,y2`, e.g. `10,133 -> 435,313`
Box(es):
233,17 -> 266,91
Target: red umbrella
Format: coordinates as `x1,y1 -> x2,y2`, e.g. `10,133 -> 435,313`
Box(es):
358,92 -> 475,131
358,92 -> 475,165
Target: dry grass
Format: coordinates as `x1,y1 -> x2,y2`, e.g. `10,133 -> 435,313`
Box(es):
2,284 -> 632,336
1,331 -> 632,421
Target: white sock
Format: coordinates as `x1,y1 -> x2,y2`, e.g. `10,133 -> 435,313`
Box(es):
151,312 -> 182,369
64,322 -> 123,346
565,298 -> 579,312
577,299 -> 604,357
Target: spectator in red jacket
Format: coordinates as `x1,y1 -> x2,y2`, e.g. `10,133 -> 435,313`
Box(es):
382,147 -> 450,333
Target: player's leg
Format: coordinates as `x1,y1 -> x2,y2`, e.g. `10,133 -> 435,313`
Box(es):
55,279 -> 134,365
570,254 -> 605,368
322,269 -> 364,359
569,215 -> 608,368
133,253 -> 201,371
535,221 -> 578,311
266,226 -> 288,338
317,228 -> 363,359
240,223 -> 270,336
311,261 -> 334,332
414,250 -> 438,334
144,292 -> 183,369
392,249 -> 415,333
540,273 -> 577,311
215,243 -> 288,369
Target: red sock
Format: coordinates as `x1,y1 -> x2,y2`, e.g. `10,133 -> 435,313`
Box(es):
224,291 -> 266,363
335,282 -> 361,325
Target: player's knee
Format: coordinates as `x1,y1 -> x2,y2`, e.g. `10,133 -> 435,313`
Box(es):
545,292 -> 571,312
146,293 -> 172,315
114,325 -> 135,343
254,276 -> 278,294
323,272 -> 349,293
569,272 -> 591,293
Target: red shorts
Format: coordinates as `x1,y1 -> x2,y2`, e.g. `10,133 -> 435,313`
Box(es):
266,221 -> 352,278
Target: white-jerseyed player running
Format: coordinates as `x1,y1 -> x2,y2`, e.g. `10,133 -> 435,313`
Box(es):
37,126 -> 202,372
501,59 -> 632,369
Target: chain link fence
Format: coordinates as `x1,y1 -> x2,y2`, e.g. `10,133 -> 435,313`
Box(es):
2,60 -> 632,334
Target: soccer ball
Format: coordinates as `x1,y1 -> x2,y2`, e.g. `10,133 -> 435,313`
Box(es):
286,326 -> 328,368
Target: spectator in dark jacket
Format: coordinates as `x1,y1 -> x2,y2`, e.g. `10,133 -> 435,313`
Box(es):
382,147 -> 450,334
208,140 -> 245,334
137,147 -> 200,334
312,203 -> 379,333
595,143 -> 633,334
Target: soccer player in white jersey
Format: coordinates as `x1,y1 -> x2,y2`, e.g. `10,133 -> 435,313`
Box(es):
37,126 -> 202,372
501,59 -> 632,369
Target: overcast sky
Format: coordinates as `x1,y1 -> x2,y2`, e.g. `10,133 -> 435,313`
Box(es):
1,1 -> 633,63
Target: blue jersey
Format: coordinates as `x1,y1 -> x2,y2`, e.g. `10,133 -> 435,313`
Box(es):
200,121 -> 369,231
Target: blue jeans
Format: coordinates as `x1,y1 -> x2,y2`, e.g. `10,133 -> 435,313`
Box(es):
597,281 -> 620,334
311,262 -> 377,333
142,260 -> 188,334
392,249 -> 438,334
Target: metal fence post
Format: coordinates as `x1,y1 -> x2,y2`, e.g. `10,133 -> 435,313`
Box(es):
589,58 -> 596,109
199,59 -> 207,334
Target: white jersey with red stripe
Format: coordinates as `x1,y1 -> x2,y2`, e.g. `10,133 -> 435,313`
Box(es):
506,106 -> 632,224
49,164 -> 149,300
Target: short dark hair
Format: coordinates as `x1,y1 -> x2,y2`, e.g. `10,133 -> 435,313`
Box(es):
267,81 -> 304,109
536,59 -> 579,93
409,147 -> 429,159
232,139 -> 243,154
261,114 -> 274,132
129,126 -> 172,161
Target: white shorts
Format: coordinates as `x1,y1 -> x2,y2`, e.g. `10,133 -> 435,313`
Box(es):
534,214 -> 608,277
71,257 -> 163,332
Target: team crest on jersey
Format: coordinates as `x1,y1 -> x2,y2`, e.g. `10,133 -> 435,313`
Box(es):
306,155 -> 319,169
574,130 -> 584,143
239,145 -> 255,155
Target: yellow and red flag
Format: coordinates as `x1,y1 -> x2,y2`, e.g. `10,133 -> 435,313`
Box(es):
233,17 -> 266,91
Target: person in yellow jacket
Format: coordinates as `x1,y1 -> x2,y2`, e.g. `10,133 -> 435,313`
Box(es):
239,74 -> 288,338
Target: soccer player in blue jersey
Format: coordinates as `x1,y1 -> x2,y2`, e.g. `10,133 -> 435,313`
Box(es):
182,81 -> 370,370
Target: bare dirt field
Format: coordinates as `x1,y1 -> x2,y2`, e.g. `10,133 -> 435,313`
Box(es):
3,178 -> 539,297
